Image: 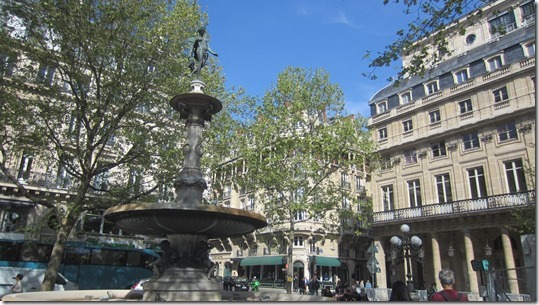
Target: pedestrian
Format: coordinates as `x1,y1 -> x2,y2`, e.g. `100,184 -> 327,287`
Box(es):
389,280 -> 412,301
359,279 -> 364,288
431,268 -> 469,301
365,280 -> 372,288
10,274 -> 23,294
309,275 -> 320,296
298,276 -> 307,294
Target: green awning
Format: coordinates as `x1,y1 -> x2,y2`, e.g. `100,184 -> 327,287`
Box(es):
240,255 -> 285,266
312,256 -> 341,267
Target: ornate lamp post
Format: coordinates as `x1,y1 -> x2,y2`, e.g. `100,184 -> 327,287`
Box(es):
390,224 -> 423,291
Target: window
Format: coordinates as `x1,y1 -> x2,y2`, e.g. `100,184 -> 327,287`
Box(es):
497,122 -> 518,141
341,172 -> 350,189
429,110 -> 441,123
468,166 -> 487,198
248,195 -> 255,210
404,149 -> 418,165
342,196 -> 350,209
36,64 -> 56,86
435,174 -> 453,203
431,141 -> 447,158
425,81 -> 439,95
223,185 -> 231,199
493,86 -> 509,103
377,102 -> 387,114
504,159 -> 527,193
0,53 -> 17,76
521,1 -> 535,25
93,168 -> 109,191
523,41 -> 535,57
294,236 -> 304,247
381,185 -> 394,211
459,99 -> 473,114
355,176 -> 363,192
486,55 -> 503,71
294,211 -> 306,221
462,132 -> 480,150
454,69 -> 469,84
465,34 -> 476,45
407,179 -> 422,207
402,119 -> 413,132
378,127 -> 387,140
17,151 -> 33,181
380,157 -> 392,170
488,11 -> 517,37
400,92 -> 412,104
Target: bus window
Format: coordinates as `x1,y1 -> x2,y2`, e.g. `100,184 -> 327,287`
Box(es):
90,249 -> 126,266
0,241 -> 21,261
19,243 -> 52,263
64,250 -> 89,265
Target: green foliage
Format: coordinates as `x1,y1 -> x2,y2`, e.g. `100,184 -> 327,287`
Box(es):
0,0 -> 229,290
363,0 -> 486,82
232,67 -> 376,233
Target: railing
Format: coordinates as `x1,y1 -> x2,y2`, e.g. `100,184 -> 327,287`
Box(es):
0,170 -> 76,190
372,191 -> 535,223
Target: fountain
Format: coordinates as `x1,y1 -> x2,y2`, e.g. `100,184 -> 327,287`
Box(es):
102,28 -> 267,301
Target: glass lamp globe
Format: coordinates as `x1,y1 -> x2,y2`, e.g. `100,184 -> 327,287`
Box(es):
400,224 -> 410,234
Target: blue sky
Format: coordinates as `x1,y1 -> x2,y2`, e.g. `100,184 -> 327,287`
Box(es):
197,0 -> 415,118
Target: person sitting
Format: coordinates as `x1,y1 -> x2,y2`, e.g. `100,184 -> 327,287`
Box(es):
322,286 -> 334,298
357,287 -> 369,301
431,268 -> 469,301
389,280 -> 412,301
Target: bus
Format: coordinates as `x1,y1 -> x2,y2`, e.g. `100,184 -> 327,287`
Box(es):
0,239 -> 159,290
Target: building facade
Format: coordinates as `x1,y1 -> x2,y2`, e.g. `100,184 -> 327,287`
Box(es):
366,0 -> 535,299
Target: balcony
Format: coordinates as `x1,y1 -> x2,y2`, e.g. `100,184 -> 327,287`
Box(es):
372,191 -> 535,224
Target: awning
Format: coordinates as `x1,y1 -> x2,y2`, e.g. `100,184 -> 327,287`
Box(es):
240,255 -> 285,266
311,256 -> 341,267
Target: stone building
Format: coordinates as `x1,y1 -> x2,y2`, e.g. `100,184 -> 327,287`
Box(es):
366,0 -> 535,299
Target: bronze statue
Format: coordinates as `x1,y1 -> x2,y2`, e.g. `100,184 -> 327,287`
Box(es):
189,27 -> 218,80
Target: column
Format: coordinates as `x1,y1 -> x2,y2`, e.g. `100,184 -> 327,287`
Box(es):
500,227 -> 519,294
374,239 -> 387,289
463,230 -> 479,294
430,233 -> 443,290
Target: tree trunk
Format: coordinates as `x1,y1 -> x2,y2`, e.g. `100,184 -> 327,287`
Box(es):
40,211 -> 78,291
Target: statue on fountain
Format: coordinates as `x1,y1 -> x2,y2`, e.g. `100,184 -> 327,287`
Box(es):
188,26 -> 218,80
149,240 -> 178,279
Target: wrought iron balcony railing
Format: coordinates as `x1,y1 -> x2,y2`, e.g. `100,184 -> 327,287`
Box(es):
372,191 -> 535,224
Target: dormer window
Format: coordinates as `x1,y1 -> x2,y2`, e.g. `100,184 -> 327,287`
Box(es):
453,68 -> 469,84
399,91 -> 412,105
425,80 -> 439,95
486,55 -> 503,72
523,41 -> 535,58
377,101 -> 388,114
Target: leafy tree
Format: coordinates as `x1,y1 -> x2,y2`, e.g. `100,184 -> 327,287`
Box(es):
363,0 -> 488,82
0,0 -> 228,290
230,67 -> 377,293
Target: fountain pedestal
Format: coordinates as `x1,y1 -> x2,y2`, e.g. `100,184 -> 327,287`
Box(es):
104,80 -> 267,301
143,267 -> 221,301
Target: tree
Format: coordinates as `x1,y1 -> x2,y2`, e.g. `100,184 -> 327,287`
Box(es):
363,0 -> 488,82
230,67 -> 377,293
0,0 -> 226,290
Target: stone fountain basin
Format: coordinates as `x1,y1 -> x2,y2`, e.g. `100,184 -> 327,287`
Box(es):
103,203 -> 267,238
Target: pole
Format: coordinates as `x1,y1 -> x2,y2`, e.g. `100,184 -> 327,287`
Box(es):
405,245 -> 414,291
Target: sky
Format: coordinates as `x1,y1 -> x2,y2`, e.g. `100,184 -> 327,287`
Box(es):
197,0 -> 416,118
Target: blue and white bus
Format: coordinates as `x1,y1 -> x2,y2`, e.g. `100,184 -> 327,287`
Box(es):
0,239 -> 159,291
